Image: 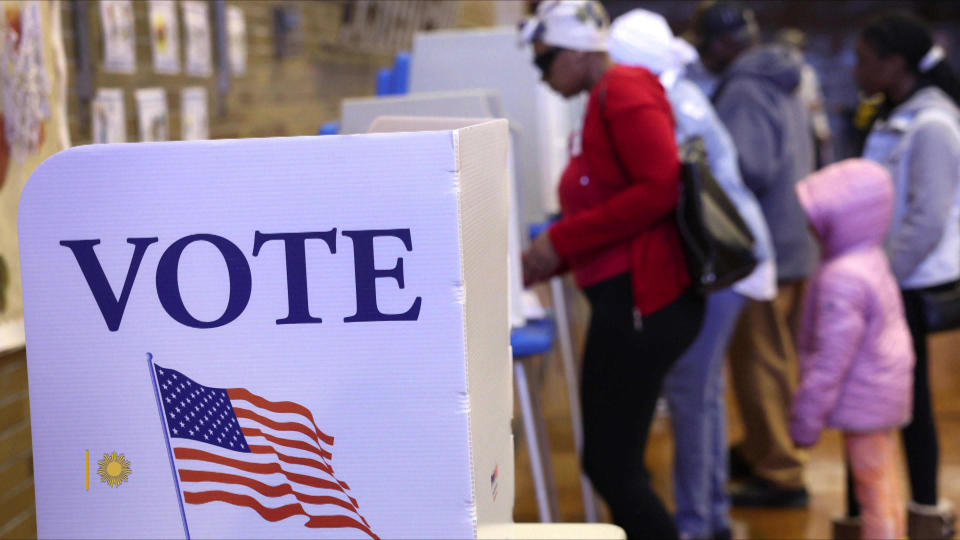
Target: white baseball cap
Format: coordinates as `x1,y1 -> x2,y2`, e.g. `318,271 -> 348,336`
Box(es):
608,9 -> 698,75
519,0 -> 609,53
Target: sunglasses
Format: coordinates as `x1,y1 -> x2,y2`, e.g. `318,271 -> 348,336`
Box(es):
534,47 -> 564,77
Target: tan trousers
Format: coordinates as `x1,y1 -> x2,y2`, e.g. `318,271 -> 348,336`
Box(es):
729,280 -> 806,489
847,430 -> 906,540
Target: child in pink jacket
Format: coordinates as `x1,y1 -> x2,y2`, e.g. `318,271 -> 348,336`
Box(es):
790,159 -> 915,539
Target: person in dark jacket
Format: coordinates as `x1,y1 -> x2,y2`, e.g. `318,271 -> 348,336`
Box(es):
520,2 -> 704,538
689,0 -> 817,508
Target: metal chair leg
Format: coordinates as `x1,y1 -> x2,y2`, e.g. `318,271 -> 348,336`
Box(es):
514,358 -> 559,522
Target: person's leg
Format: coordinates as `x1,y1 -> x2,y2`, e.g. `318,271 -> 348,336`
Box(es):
846,430 -> 905,539
706,291 -> 746,534
664,323 -> 712,538
726,298 -> 769,469
847,456 -> 861,517
727,281 -> 806,491
900,289 -> 938,505
581,276 -> 703,539
583,355 -> 671,538
830,456 -> 863,540
884,433 -> 907,540
665,289 -> 744,538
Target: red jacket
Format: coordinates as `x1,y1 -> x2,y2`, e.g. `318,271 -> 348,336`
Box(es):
549,65 -> 691,316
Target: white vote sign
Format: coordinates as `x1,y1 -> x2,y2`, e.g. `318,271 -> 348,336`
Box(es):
19,122 -> 514,539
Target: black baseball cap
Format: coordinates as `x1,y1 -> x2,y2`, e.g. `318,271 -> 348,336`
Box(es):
689,1 -> 755,47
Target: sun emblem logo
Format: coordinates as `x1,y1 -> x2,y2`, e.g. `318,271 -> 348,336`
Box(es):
97,451 -> 132,487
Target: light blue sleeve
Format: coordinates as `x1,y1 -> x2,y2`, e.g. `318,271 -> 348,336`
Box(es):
887,118 -> 960,281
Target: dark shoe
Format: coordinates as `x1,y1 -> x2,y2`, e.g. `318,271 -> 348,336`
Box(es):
711,527 -> 732,540
729,478 -> 809,508
908,500 -> 956,540
831,516 -> 861,539
728,446 -> 753,481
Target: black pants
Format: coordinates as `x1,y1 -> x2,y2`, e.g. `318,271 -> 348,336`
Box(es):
581,274 -> 704,540
848,283 -> 946,515
901,285 -> 942,506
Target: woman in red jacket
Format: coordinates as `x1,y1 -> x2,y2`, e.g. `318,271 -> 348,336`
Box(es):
521,2 -> 704,538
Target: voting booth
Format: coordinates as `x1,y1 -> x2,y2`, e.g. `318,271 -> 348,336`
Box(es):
408,27 -> 599,523
19,122 -> 514,539
342,92 -> 546,327
409,27 -> 574,224
366,115 -> 527,330
340,90 -> 504,136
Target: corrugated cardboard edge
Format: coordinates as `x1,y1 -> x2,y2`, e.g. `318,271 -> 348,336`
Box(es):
451,127 -> 477,538
453,119 -> 514,535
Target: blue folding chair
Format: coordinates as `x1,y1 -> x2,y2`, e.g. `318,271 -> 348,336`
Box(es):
317,121 -> 340,135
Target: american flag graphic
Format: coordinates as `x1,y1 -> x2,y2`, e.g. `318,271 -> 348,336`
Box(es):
151,363 -> 378,539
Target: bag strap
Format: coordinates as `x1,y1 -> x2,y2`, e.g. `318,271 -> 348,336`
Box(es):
595,80 -> 634,183
598,79 -> 708,283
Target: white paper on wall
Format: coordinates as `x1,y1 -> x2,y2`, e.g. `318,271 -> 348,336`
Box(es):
0,0 -> 71,353
180,86 -> 208,140
99,0 -> 136,73
226,5 -> 246,76
148,0 -> 180,74
182,0 -> 211,77
92,87 -> 125,143
135,87 -> 168,141
1,0 -> 51,161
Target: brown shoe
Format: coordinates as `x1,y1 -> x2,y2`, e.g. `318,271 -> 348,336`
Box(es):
832,516 -> 861,539
908,500 -> 956,539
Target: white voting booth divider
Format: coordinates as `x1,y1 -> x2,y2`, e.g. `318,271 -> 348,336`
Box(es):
366,115 -> 526,329
365,116 -> 623,540
342,87 -> 565,521
367,115 -> 555,522
341,91 -> 537,329
19,123 -> 516,539
409,27 -> 597,523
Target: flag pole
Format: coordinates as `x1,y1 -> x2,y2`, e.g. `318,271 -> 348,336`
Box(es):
148,352 -> 191,540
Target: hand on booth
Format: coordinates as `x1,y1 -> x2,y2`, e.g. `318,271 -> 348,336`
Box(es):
523,232 -> 561,286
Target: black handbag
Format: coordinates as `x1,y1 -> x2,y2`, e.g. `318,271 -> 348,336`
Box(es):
675,137 -> 758,292
919,280 -> 960,333
596,84 -> 757,293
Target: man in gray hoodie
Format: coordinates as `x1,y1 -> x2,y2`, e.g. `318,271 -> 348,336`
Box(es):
689,0 -> 818,507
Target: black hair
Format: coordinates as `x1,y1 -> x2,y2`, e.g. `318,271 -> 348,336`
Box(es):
861,12 -> 960,106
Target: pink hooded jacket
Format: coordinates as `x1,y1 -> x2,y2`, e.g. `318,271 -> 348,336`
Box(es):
790,159 -> 915,447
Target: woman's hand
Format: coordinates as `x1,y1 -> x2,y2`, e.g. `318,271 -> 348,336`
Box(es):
522,232 -> 561,286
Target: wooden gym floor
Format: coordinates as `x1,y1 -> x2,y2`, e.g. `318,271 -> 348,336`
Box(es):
513,280 -> 960,539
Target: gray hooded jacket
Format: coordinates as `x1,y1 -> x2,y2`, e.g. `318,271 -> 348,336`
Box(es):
863,86 -> 960,288
713,44 -> 818,282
